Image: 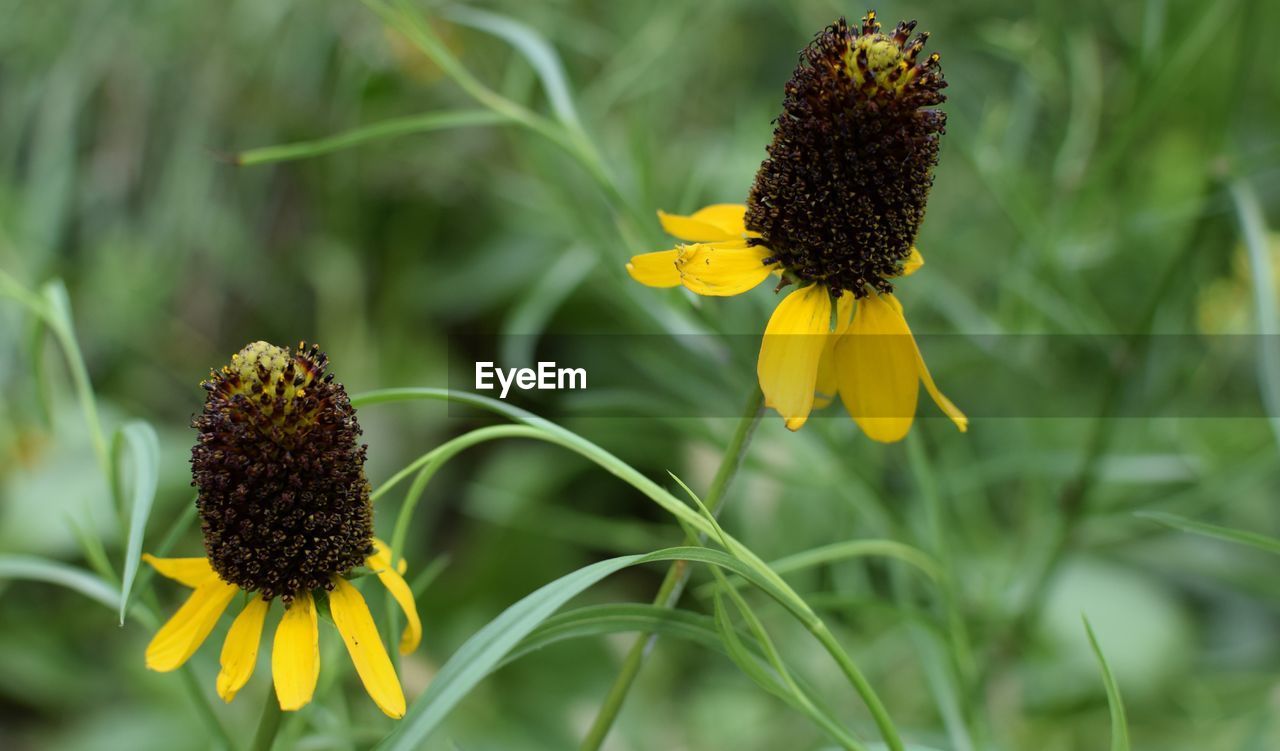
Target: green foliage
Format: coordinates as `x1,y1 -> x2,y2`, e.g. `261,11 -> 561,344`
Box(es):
2,0 -> 1279,749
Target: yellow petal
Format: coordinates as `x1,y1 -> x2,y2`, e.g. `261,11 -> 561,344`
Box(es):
757,285 -> 832,431
901,247 -> 924,276
369,540 -> 422,655
143,555 -> 218,589
272,592 -> 319,712
145,579 -> 237,672
904,318 -> 969,433
216,596 -> 270,702
918,355 -> 969,432
626,249 -> 681,288
329,578 -> 406,719
658,209 -> 738,242
688,204 -> 749,236
835,294 -> 919,443
880,293 -> 968,432
675,243 -> 774,296
813,294 -> 855,409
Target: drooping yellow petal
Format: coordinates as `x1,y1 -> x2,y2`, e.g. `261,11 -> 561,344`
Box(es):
918,354 -> 969,432
880,292 -> 968,432
901,247 -> 924,276
835,294 -> 919,443
272,592 -> 319,712
145,579 -> 237,672
143,555 -> 218,589
688,204 -> 749,236
757,285 -> 833,431
369,540 -> 422,655
814,294 -> 855,409
216,596 -> 270,702
329,578 -> 406,719
675,243 -> 775,296
626,249 -> 682,288
658,209 -> 739,242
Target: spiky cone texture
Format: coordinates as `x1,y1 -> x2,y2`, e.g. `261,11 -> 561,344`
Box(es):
143,342 -> 422,719
627,12 -> 968,442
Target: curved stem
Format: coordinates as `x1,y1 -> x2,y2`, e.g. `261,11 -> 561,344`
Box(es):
579,388 -> 762,751
354,388 -> 903,750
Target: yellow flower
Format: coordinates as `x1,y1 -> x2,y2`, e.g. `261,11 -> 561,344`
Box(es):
627,13 -> 967,442
144,342 -> 421,718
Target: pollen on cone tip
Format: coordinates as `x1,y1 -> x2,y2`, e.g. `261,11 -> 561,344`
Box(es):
745,12 -> 947,297
192,341 -> 373,601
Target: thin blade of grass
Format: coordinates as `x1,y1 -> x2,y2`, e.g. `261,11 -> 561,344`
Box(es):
39,279 -> 109,473
442,5 -> 582,130
1136,511 -> 1280,555
503,603 -> 723,668
0,555 -> 120,609
114,420 -> 160,624
376,546 -> 809,751
234,110 -> 508,166
1083,616 -> 1131,751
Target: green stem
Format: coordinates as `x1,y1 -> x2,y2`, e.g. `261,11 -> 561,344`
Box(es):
356,388 -> 903,748
250,690 -> 283,751
235,110 -> 510,166
177,666 -> 240,751
805,620 -> 898,739
578,387 -> 763,751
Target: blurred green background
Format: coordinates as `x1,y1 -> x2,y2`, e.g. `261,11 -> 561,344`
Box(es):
2,0 -> 1279,749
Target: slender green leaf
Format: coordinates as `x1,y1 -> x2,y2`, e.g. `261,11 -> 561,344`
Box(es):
356,388 -> 901,750
1083,616 -> 1131,751
443,5 -> 582,129
40,279 -> 109,473
711,586 -> 863,751
377,546 -> 801,751
712,592 -> 790,703
114,420 -> 160,623
502,604 -> 724,667
696,539 -> 941,600
235,110 -> 509,166
0,554 -> 119,609
1136,511 -> 1280,555
667,470 -> 731,549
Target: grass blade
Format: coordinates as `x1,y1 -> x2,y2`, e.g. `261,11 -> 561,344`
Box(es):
503,604 -> 723,667
1083,616 -> 1131,751
40,279 -> 109,474
113,420 -> 160,624
377,546 -> 806,751
443,5 -> 582,130
234,110 -> 508,166
0,555 -> 120,609
1136,511 -> 1280,555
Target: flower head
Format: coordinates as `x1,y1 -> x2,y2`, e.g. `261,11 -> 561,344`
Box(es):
194,341 -> 373,601
627,12 -> 966,442
746,13 -> 946,296
145,342 -> 421,718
